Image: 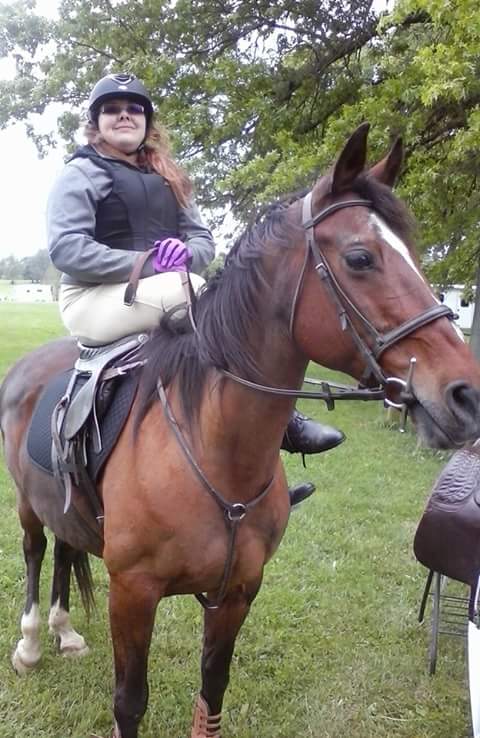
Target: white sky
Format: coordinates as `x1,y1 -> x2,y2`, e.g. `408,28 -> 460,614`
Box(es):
0,114 -> 66,260
0,0 -> 61,260
0,0 -> 390,261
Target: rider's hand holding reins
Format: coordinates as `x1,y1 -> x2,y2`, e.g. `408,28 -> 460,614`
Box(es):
153,238 -> 192,272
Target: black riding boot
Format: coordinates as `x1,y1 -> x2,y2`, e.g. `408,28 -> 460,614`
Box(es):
284,411 -> 345,508
289,482 -> 316,508
282,410 -> 345,455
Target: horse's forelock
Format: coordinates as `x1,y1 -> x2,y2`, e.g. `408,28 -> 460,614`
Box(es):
353,174 -> 415,248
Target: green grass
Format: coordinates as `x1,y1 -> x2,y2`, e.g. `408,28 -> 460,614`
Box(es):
0,304 -> 472,738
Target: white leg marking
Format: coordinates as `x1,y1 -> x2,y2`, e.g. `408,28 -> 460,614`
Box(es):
12,603 -> 42,674
48,599 -> 89,657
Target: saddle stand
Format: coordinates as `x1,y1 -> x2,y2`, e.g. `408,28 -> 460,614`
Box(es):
51,333 -> 148,520
414,442 -> 480,734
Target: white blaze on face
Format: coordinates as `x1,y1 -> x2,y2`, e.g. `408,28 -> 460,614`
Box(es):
370,213 -> 465,342
369,213 -> 425,281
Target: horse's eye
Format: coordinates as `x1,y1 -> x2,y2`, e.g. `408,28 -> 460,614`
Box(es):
345,249 -> 374,271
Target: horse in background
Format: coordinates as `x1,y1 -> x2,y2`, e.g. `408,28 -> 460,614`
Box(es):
1,123 -> 480,738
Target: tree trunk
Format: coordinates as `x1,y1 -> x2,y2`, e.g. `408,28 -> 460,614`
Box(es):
469,263 -> 480,360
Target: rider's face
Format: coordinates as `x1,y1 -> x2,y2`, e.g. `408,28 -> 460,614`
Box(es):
97,97 -> 146,154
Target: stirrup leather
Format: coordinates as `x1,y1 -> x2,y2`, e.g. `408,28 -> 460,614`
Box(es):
191,694 -> 222,738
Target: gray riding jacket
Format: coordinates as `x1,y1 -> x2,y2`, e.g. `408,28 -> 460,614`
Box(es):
47,145 -> 215,286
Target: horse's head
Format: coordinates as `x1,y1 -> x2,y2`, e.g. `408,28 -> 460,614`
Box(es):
290,123 -> 480,449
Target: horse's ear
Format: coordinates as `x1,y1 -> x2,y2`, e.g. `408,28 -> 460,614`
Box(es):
368,137 -> 403,188
331,122 -> 370,194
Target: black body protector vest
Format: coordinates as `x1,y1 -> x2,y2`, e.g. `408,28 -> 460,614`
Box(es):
71,145 -> 180,251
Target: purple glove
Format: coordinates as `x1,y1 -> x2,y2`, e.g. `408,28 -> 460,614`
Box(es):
152,238 -> 192,273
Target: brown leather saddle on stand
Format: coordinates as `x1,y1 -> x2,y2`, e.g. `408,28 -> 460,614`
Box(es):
414,442 -> 480,682
414,444 -> 480,596
414,445 -> 480,734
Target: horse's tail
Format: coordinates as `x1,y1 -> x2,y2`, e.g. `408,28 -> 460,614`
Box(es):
72,551 -> 95,617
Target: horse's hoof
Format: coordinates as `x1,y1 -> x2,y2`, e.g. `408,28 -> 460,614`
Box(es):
11,642 -> 41,675
53,630 -> 89,657
60,641 -> 90,659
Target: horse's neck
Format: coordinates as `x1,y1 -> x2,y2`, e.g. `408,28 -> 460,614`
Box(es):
196,344 -> 308,485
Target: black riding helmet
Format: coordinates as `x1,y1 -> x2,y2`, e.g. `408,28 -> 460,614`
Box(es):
88,73 -> 154,125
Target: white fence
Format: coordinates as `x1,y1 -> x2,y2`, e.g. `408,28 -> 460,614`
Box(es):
10,283 -> 54,303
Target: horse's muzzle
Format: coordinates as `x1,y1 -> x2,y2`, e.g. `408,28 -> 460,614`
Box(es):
445,380 -> 480,432
412,379 -> 480,449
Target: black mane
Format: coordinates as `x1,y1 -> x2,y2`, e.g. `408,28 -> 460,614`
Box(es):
136,175 -> 414,428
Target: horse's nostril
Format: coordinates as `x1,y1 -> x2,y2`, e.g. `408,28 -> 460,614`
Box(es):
445,380 -> 480,425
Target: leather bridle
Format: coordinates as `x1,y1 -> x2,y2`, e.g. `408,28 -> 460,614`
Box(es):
223,192 -> 456,408
296,192 -> 455,388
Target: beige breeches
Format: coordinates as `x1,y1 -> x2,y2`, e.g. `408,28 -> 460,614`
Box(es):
59,272 -> 205,345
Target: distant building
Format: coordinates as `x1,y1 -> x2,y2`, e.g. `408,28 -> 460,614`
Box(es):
436,285 -> 474,331
11,283 -> 53,303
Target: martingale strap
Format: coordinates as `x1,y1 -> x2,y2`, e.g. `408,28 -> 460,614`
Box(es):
157,378 -> 274,610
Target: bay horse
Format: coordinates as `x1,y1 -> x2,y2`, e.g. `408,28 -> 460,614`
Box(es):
2,123 -> 480,738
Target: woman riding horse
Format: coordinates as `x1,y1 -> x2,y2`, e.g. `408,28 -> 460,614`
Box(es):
47,72 -> 344,500
2,118 -> 480,738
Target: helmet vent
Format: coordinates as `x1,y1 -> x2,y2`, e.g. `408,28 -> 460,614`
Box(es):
109,73 -> 135,85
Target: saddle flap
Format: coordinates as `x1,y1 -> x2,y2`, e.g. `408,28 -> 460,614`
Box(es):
63,335 -> 145,440
63,366 -> 104,440
27,366 -> 139,485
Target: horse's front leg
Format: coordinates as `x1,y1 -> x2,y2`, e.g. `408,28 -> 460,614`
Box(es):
109,571 -> 163,738
191,577 -> 262,738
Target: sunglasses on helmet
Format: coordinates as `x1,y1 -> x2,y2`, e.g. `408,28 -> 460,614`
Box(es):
99,102 -> 145,116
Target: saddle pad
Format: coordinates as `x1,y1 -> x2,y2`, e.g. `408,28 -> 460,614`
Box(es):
27,369 -> 139,482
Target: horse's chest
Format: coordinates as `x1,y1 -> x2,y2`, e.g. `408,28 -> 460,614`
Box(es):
158,507 -> 287,595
